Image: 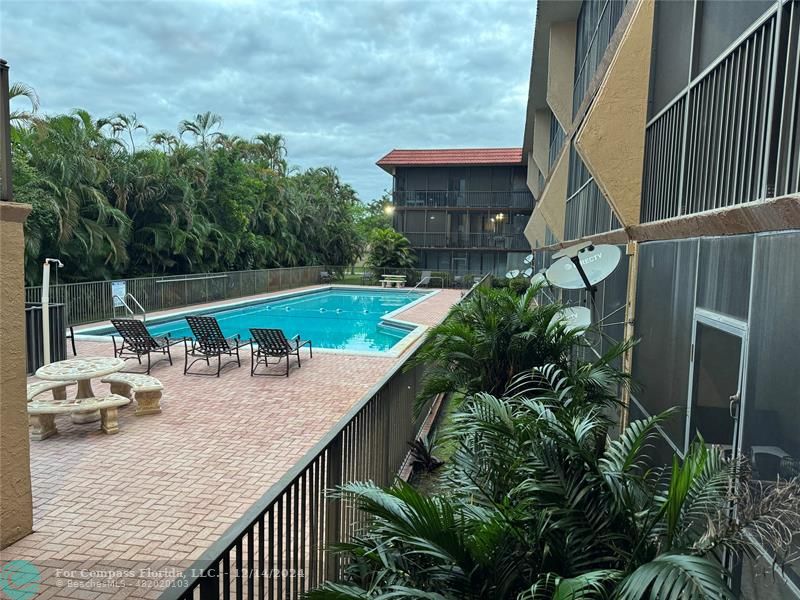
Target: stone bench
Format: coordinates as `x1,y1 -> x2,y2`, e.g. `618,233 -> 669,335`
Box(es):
28,394 -> 130,440
101,373 -> 163,416
27,380 -> 77,402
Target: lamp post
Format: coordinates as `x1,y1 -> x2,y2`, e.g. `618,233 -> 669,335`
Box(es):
0,58 -> 12,202
41,258 -> 64,365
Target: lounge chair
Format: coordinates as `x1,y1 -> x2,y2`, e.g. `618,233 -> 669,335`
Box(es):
111,318 -> 180,374
249,328 -> 312,377
184,316 -> 247,376
319,271 -> 333,283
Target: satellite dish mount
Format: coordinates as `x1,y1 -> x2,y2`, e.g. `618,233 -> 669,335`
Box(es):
551,241 -> 596,294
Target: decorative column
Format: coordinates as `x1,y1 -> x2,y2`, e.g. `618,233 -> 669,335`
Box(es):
0,57 -> 34,549
0,201 -> 34,548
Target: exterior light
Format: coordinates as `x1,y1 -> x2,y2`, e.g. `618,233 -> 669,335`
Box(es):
383,205 -> 395,215
496,213 -> 505,222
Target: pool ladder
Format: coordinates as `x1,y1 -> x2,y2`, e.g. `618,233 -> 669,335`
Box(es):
112,292 -> 147,323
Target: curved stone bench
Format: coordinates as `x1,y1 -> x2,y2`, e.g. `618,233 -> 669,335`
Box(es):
27,380 -> 77,402
101,373 -> 163,416
28,394 -> 130,440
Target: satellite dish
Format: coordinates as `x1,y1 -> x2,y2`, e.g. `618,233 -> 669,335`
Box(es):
505,269 -> 520,279
523,254 -> 534,265
552,241 -> 592,260
522,267 -> 533,277
545,244 -> 621,290
548,306 -> 592,333
531,272 -> 547,287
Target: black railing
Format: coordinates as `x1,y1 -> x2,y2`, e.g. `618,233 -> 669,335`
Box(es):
392,190 -> 533,209
24,266 -> 324,326
160,277 -> 489,600
25,302 -> 67,374
404,231 -> 529,250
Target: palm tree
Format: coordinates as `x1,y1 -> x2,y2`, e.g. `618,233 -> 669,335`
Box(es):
150,130 -> 180,153
178,111 -> 223,150
253,133 -> 287,174
408,284 -> 584,403
310,363 -> 800,600
9,82 -> 39,128
103,112 -> 148,153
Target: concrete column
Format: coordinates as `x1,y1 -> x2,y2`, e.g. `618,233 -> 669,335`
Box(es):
0,200 -> 34,549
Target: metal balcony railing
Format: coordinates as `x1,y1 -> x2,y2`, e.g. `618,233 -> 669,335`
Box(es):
392,190 -> 533,210
403,231 -> 530,250
642,1 -> 800,223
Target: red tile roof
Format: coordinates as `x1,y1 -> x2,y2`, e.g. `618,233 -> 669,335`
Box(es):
377,148 -> 524,171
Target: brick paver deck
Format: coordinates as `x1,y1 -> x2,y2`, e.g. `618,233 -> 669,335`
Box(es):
0,286 -> 462,599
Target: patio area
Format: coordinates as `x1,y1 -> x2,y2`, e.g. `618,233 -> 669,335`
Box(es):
0,286 -> 462,599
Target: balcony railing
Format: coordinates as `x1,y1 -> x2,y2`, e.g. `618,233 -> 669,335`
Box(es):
392,190 -> 533,209
403,231 -> 530,250
641,1 -> 800,223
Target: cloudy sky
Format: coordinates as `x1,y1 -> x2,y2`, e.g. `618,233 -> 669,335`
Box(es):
1,0 -> 535,201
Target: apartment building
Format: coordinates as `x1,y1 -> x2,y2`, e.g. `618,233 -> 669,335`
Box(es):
524,0 -> 800,596
376,148 -> 535,275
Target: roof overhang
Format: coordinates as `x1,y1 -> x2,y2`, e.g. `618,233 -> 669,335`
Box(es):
376,148 -> 525,174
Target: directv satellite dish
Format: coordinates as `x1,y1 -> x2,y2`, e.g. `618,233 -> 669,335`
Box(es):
548,306 -> 591,333
545,244 -> 621,291
552,241 -> 592,260
531,272 -> 547,287
505,269 -> 520,279
522,267 -> 533,277
523,254 -> 534,265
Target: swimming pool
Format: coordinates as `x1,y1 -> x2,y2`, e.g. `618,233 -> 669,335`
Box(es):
78,288 -> 434,353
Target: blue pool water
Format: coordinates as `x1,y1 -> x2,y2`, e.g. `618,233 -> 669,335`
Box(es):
87,289 -> 431,352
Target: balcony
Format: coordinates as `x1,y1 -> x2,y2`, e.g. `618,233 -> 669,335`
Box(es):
404,231 -> 530,251
393,190 -> 534,210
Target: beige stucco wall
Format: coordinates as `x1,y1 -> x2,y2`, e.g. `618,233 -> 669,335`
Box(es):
526,152 -> 542,198
524,146 -> 569,247
532,109 -> 551,176
574,0 -> 655,227
546,21 -> 577,130
0,201 -> 33,549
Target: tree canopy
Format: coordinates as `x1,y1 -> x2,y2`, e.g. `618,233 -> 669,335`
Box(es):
9,94 -> 370,284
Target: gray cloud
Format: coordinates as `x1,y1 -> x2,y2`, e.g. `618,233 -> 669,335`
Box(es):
1,0 -> 535,200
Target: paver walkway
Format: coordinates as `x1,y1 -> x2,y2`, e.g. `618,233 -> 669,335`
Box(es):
0,286 -> 463,599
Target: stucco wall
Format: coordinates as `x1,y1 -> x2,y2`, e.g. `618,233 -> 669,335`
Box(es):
524,146 -> 569,246
532,109 -> 552,176
546,21 -> 577,130
574,0 -> 655,227
0,201 -> 33,548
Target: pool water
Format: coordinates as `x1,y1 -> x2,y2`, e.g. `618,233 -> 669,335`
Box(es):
87,289 -> 431,353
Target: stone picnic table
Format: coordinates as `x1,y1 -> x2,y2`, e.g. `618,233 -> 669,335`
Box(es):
35,356 -> 126,423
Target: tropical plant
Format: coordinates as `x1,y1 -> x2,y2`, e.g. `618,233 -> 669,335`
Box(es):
408,284 -> 583,403
366,228 -> 416,269
9,81 -> 40,127
9,86 -> 370,284
310,363 -> 800,600
178,111 -> 223,150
